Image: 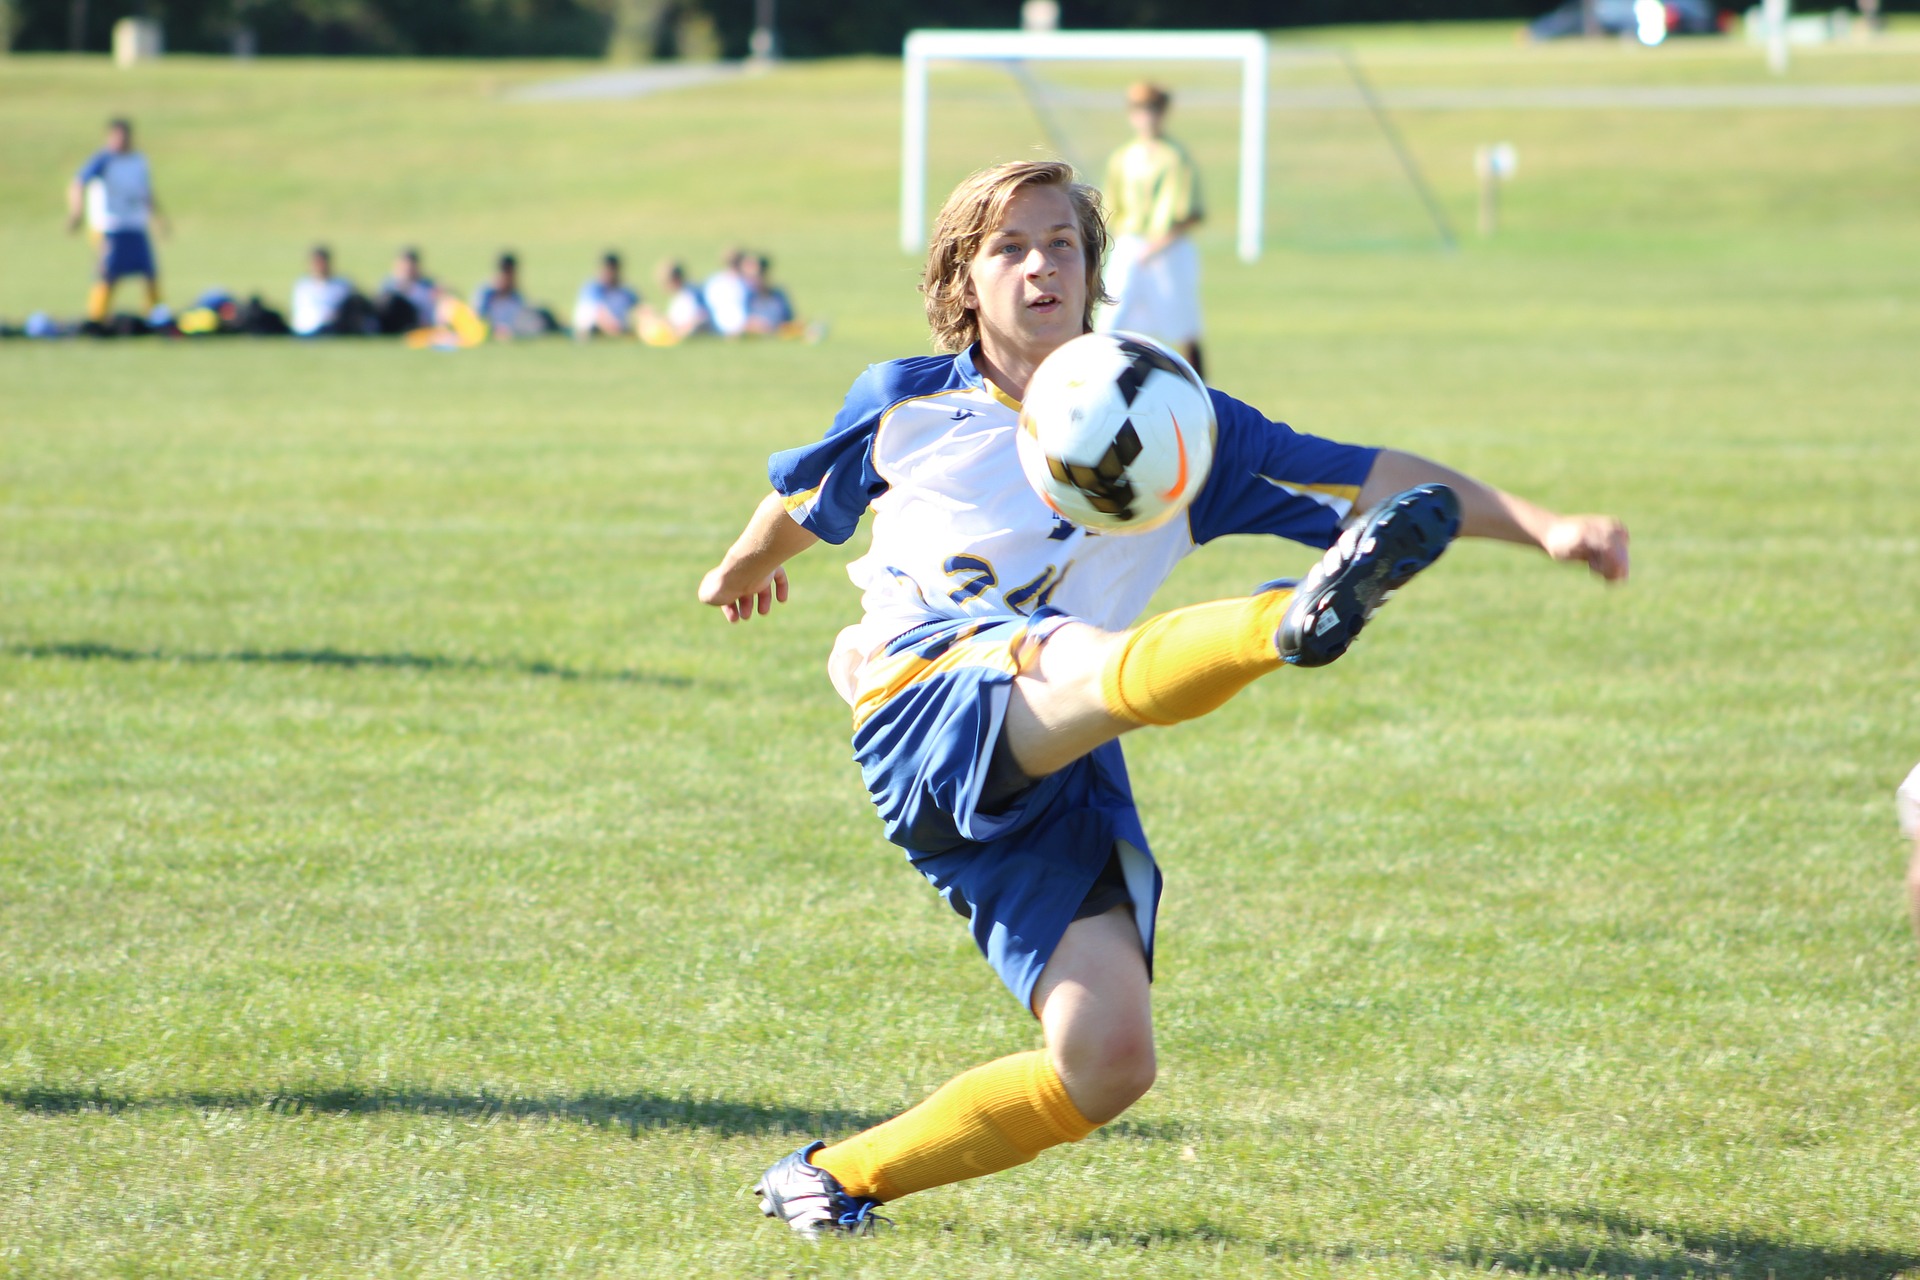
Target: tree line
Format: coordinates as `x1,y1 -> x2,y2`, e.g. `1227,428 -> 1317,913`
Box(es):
6,0 -> 1911,59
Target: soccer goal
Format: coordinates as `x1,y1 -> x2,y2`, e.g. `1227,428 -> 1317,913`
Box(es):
902,30 -> 1457,258
902,30 -> 1270,262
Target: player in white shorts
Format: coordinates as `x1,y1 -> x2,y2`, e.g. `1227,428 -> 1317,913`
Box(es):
700,159 -> 1630,1236
1097,82 -> 1207,378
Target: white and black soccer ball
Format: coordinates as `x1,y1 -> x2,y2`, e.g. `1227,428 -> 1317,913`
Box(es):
1016,332 -> 1215,536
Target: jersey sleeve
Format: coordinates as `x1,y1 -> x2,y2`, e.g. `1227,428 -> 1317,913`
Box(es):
76,150 -> 110,183
1167,143 -> 1202,224
766,365 -> 895,545
1185,390 -> 1379,549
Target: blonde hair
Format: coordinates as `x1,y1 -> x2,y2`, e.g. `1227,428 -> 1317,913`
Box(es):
920,160 -> 1110,354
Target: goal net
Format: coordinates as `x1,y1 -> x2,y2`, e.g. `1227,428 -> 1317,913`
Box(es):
902,30 -> 1456,259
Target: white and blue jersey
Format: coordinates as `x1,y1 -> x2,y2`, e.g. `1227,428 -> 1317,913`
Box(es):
771,345 -> 1379,703
769,345 -> 1381,1008
573,280 -> 638,331
77,150 -> 153,233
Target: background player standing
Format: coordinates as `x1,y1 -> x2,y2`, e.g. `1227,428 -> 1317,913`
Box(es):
1097,82 -> 1206,378
699,160 -> 1628,1237
66,118 -> 166,323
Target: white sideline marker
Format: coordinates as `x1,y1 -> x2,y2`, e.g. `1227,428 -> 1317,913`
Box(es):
900,29 -> 1270,264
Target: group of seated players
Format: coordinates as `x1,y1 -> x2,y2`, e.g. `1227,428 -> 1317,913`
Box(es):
288,244 -> 813,347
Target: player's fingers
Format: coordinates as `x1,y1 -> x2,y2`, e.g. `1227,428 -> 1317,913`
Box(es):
721,601 -> 742,623
755,586 -> 774,616
773,568 -> 790,604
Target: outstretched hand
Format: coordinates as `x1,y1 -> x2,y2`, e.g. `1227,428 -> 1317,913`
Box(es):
1543,515 -> 1630,582
699,564 -> 790,623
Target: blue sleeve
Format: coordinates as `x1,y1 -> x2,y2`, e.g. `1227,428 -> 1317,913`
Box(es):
767,364 -> 898,545
76,150 -> 110,183
1185,390 -> 1380,548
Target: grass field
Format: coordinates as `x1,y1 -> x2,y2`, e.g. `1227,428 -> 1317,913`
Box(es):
4,26 -> 1920,1278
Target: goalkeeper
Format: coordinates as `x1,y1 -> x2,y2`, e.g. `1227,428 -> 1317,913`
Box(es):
699,159 -> 1629,1236
1096,82 -> 1207,378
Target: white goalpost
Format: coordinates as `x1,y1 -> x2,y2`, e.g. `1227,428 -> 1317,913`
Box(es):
900,29 -> 1270,263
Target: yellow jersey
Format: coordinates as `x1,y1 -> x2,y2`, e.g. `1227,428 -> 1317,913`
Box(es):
1103,136 -> 1203,239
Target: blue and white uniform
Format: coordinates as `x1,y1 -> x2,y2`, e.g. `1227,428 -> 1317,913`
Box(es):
572,279 -> 638,334
76,149 -> 156,282
771,346 -> 1377,1006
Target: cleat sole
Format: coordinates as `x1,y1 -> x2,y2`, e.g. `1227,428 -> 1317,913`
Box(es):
1276,484 -> 1460,668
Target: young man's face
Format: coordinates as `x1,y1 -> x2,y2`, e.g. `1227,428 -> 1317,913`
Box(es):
106,125 -> 131,152
310,253 -> 332,279
962,183 -> 1088,367
1128,104 -> 1164,139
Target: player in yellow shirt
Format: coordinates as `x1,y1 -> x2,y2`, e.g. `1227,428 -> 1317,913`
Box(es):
1098,82 -> 1207,378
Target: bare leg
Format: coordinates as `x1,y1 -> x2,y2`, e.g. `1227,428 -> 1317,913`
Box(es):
1908,835 -> 1920,947
1001,585 -> 1296,779
1032,905 -> 1156,1124
1001,622 -> 1139,779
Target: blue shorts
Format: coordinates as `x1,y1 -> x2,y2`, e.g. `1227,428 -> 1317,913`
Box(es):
97,230 -> 156,282
851,613 -> 1164,1010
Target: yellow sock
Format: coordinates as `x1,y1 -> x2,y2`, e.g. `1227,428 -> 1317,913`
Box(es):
812,1050 -> 1096,1203
86,282 -> 112,322
1098,588 -> 1294,727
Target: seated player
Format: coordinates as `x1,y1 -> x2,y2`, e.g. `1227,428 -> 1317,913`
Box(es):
701,249 -> 752,338
699,159 -> 1629,1237
290,245 -> 373,337
66,117 -> 167,324
637,259 -> 712,346
742,253 -> 794,334
474,252 -> 556,340
375,247 -> 440,335
571,251 -> 639,340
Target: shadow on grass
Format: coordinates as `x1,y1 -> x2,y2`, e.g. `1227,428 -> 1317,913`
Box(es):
1443,1202 -> 1920,1280
0,1084 -> 880,1138
1064,1204 -> 1917,1279
5,641 -> 691,688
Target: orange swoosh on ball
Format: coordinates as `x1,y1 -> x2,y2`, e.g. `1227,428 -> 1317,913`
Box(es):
1158,413 -> 1190,502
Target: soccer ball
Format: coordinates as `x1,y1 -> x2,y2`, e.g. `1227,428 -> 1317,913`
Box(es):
1016,332 -> 1215,535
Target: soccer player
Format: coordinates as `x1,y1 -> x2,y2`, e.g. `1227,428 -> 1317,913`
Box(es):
702,249 -> 753,338
699,160 -> 1629,1237
571,251 -> 640,339
290,245 -> 368,337
375,247 -> 441,334
1097,82 -> 1207,378
66,117 -> 166,323
637,260 -> 712,346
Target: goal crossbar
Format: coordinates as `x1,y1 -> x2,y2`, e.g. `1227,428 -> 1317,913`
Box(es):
901,29 -> 1270,263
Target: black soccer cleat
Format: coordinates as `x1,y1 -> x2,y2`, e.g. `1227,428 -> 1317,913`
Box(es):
753,1141 -> 890,1238
1275,483 -> 1462,668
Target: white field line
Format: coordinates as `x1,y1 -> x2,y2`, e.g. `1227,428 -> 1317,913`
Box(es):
1002,80 -> 1920,110
504,62 -> 752,102
1298,82 -> 1920,109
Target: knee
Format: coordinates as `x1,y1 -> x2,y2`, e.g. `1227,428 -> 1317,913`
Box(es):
1053,1024 -> 1157,1126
